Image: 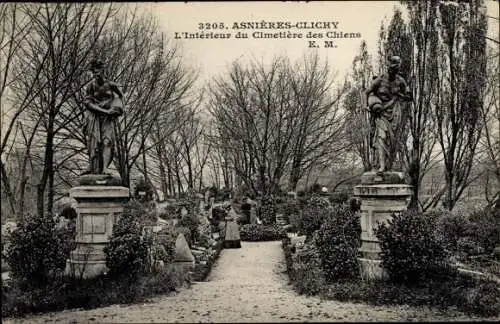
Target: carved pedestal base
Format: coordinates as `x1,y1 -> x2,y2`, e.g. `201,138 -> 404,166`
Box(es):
65,185 -> 129,279
354,174 -> 413,280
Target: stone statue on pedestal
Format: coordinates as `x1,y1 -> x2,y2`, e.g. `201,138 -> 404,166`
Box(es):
65,59 -> 130,279
82,59 -> 124,180
364,55 -> 412,173
354,56 -> 414,280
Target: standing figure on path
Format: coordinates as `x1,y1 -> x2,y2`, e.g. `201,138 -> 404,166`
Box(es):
364,55 -> 412,172
82,59 -> 124,176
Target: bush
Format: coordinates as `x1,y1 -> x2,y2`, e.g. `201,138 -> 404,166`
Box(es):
328,191 -> 349,205
260,195 -> 277,225
313,205 -> 361,282
212,206 -> 227,222
305,183 -> 323,195
434,210 -> 470,255
209,186 -> 232,202
375,210 -> 454,284
240,224 -> 287,241
281,228 -> 500,317
283,200 -> 300,232
142,229 -> 176,274
161,205 -> 178,220
289,242 -> 326,295
299,195 -> 331,241
104,201 -> 149,281
464,281 -> 500,317
433,208 -> 500,260
348,197 -> 361,213
5,214 -> 75,290
320,274 -> 500,317
179,212 -> 200,245
468,208 -> 500,255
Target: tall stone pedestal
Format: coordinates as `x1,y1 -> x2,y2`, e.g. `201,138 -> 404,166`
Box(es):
66,185 -> 129,279
354,172 -> 412,280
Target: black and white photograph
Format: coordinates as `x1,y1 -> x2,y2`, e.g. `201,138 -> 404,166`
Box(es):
1,1 -> 499,322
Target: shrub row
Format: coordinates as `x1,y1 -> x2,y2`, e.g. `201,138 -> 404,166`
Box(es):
239,224 -> 287,241
2,266 -> 187,318
281,204 -> 500,317
2,199 -> 209,318
321,275 -> 500,317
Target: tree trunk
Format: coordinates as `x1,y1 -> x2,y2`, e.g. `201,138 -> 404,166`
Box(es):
408,152 -> 421,211
47,161 -> 54,216
37,120 -> 54,218
0,161 -> 17,217
175,163 -> 183,196
288,158 -> 302,191
158,158 -> 168,200
167,163 -> 174,197
186,151 -> 193,189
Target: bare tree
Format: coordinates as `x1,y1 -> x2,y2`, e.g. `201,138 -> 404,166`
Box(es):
208,53 -> 348,196
344,41 -> 374,171
433,0 -> 487,210
401,2 -> 441,210
0,4 -> 45,219
4,3 -> 117,217
476,44 -> 500,206
287,54 -> 348,191
178,107 -> 204,190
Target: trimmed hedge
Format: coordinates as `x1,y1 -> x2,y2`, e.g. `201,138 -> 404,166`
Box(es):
240,224 -> 287,241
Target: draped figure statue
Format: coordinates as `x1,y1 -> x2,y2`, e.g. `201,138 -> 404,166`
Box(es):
82,59 -> 124,176
364,56 -> 412,172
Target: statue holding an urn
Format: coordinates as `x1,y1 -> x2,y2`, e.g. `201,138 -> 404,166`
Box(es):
81,59 -> 124,181
364,55 -> 412,173
354,56 -> 415,280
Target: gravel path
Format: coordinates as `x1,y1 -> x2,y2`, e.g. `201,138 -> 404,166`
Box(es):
4,241 -> 499,323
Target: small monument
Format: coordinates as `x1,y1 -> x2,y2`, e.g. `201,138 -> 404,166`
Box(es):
66,59 -> 129,279
224,207 -> 241,248
354,56 -> 413,280
174,233 -> 195,273
180,206 -> 188,217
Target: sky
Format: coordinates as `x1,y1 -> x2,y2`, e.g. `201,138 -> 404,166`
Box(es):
136,1 -> 499,86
